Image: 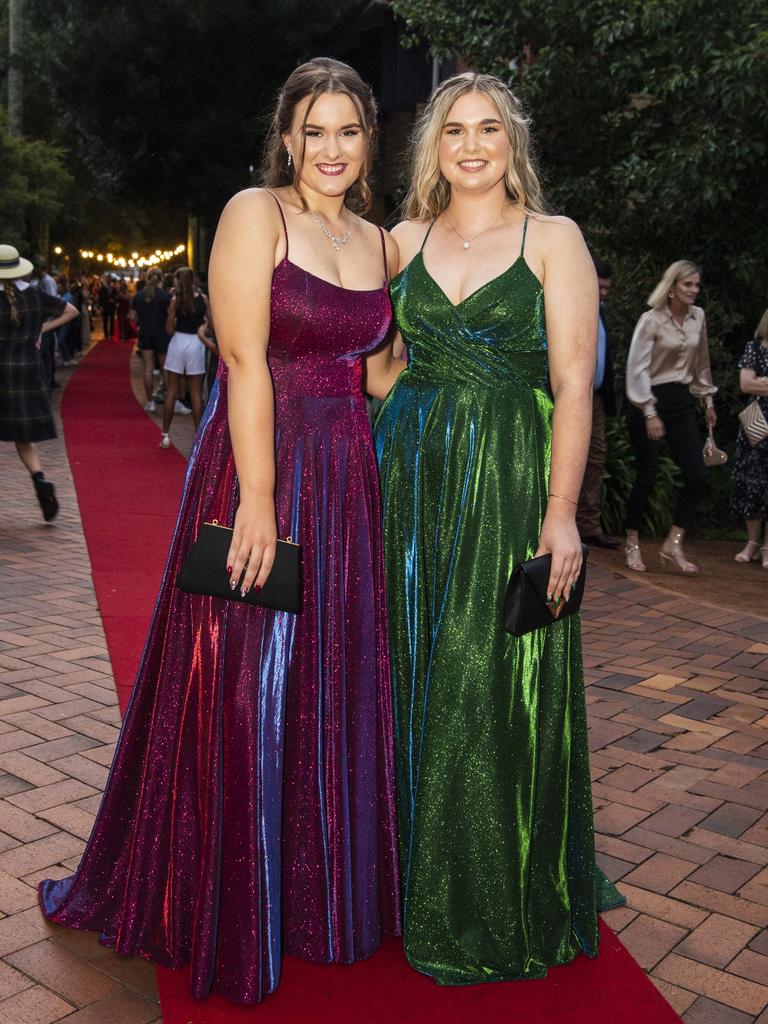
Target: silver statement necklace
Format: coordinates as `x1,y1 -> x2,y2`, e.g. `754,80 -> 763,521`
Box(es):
308,209 -> 352,252
444,212 -> 504,250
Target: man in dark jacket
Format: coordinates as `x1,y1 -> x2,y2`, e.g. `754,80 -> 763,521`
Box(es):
98,276 -> 117,340
577,259 -> 619,548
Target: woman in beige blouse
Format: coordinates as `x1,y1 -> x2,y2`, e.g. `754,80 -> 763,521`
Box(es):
624,260 -> 717,573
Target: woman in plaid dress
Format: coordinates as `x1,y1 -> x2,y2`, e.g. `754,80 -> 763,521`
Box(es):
0,245 -> 78,522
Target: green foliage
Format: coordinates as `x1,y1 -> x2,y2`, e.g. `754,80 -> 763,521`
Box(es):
394,0 -> 768,533
0,111 -> 72,250
21,0 -> 359,251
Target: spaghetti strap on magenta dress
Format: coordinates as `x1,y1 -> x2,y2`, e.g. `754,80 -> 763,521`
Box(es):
40,194 -> 401,1005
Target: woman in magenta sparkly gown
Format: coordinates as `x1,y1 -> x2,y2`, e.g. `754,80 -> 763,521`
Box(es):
39,59 -> 405,1005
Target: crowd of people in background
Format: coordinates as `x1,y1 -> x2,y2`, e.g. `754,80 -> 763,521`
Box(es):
582,256 -> 768,573
0,242 -> 766,567
0,248 -> 221,522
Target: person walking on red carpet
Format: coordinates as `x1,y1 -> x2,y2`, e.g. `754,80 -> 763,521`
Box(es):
38,58 -> 406,1005
159,266 -> 209,446
129,268 -> 170,412
0,244 -> 78,523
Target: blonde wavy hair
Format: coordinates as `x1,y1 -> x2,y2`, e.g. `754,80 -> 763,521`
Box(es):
402,72 -> 547,221
647,260 -> 701,310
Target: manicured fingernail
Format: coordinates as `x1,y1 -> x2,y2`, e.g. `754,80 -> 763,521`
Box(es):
227,565 -> 233,574
254,584 -> 261,593
547,593 -> 553,602
240,586 -> 248,597
230,579 -> 237,591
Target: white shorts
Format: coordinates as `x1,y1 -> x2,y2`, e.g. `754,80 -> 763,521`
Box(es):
164,331 -> 206,376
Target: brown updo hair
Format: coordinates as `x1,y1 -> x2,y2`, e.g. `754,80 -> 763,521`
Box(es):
261,57 -> 377,214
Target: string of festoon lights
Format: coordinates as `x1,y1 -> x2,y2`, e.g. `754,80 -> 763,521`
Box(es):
59,243 -> 187,270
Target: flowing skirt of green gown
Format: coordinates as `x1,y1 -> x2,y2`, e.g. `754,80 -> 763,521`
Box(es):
374,231 -> 623,986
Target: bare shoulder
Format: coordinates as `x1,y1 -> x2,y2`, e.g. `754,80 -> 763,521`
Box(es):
218,187 -> 283,230
391,219 -> 431,270
529,212 -> 586,248
212,188 -> 284,269
391,218 -> 431,244
380,228 -> 400,278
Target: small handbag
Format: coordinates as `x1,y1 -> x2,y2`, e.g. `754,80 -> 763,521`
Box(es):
503,545 -> 588,638
738,400 -> 768,447
702,425 -> 728,466
177,520 -> 302,613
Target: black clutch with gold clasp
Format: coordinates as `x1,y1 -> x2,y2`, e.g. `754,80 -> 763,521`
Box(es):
177,520 -> 302,613
502,545 -> 588,637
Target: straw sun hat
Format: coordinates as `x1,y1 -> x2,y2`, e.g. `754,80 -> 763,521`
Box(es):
0,245 -> 34,280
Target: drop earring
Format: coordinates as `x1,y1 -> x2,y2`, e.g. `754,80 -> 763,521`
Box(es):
287,150 -> 293,169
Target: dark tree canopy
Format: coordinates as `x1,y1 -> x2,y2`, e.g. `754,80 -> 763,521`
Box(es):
394,0 -> 768,337
23,0 -> 358,249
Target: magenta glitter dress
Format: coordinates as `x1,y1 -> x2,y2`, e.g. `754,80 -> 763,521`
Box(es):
39,197 -> 402,1005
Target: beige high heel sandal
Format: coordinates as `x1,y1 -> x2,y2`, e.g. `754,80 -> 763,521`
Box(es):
624,536 -> 646,572
735,541 -> 761,563
761,546 -> 768,570
660,527 -> 699,574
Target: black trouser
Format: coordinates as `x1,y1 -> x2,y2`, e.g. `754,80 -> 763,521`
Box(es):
57,322 -> 75,363
102,308 -> 115,339
625,383 -> 707,531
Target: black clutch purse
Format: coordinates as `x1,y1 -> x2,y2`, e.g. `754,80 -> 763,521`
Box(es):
177,521 -> 302,613
502,545 -> 588,637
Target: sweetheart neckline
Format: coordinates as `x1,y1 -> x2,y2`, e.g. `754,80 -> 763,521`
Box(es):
392,251 -> 542,308
277,257 -> 387,295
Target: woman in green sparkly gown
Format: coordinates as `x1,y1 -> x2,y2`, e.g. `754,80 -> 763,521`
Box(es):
372,72 -> 623,986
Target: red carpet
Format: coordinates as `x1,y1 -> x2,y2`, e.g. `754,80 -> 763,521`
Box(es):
62,341 -> 682,1024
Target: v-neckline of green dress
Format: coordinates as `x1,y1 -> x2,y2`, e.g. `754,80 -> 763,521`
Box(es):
394,250 -> 542,312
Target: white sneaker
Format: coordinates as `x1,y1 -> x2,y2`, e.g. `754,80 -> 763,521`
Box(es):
159,433 -> 171,449
175,400 -> 192,415
143,400 -> 156,412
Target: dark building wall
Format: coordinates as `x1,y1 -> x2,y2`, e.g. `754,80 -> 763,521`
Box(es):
330,1 -> 438,223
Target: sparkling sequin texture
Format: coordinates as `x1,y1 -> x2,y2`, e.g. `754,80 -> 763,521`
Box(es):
374,224 -> 623,986
39,225 -> 402,1004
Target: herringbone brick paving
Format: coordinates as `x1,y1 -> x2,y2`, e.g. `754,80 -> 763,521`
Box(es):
0,349 -> 767,1022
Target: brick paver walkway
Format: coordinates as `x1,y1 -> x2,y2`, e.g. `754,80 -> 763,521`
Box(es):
0,361 -> 160,1024
1,351 -> 767,1023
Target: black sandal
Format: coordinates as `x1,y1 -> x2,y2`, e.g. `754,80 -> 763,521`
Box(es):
33,477 -> 59,522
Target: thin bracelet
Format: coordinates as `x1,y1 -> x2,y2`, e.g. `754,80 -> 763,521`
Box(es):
548,492 -> 578,505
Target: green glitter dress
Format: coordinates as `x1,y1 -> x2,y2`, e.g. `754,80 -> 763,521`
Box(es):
374,219 -> 622,986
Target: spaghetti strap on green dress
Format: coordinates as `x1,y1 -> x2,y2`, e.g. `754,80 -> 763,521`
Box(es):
374,217 -> 623,986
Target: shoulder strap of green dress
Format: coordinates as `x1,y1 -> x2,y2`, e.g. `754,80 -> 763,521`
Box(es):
520,214 -> 529,257
420,220 -> 436,252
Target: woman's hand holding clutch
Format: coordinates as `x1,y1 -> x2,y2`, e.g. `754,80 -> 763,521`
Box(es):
227,496 -> 277,598
536,506 -> 583,605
